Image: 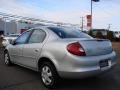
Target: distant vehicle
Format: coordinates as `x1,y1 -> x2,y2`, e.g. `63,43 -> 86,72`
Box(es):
7,34 -> 20,40
113,31 -> 120,38
4,26 -> 116,88
2,34 -> 20,47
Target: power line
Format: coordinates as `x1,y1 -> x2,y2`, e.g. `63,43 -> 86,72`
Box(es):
0,12 -> 80,27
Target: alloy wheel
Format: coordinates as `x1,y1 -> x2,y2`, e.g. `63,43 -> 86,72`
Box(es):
41,66 -> 53,85
4,53 -> 9,65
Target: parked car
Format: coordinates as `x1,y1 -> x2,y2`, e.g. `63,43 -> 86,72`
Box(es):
2,34 -> 20,47
113,31 -> 120,38
4,26 -> 116,88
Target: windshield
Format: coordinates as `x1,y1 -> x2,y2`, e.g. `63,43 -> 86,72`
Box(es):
48,27 -> 92,39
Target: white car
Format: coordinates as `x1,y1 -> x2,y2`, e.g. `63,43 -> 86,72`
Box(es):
4,26 -> 116,88
2,34 -> 20,47
114,31 -> 120,38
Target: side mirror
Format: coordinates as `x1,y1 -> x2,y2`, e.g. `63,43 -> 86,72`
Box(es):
9,40 -> 15,45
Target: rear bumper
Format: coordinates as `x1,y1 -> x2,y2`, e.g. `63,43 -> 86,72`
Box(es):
58,63 -> 115,78
56,51 -> 116,78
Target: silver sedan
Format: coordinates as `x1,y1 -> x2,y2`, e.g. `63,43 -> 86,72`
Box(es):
4,26 -> 116,88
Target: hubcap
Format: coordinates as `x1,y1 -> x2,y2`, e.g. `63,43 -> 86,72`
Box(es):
41,66 -> 52,85
5,53 -> 9,64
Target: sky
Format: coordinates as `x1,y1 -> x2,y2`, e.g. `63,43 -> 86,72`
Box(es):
0,0 -> 120,31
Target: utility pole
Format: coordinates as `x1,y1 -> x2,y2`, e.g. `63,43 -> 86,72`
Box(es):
108,24 -> 111,31
3,17 -> 7,35
91,0 -> 93,30
81,17 -> 84,31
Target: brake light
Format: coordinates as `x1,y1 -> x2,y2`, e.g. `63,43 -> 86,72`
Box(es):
67,42 -> 86,56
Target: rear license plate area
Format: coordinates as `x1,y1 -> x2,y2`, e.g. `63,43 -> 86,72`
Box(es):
99,60 -> 110,68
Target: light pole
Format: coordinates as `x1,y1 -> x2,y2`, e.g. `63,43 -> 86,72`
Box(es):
91,0 -> 93,30
108,24 -> 111,31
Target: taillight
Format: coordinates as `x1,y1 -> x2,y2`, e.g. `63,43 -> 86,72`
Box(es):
67,42 -> 86,56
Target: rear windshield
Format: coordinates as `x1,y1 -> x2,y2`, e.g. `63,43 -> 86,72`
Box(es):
48,27 -> 92,39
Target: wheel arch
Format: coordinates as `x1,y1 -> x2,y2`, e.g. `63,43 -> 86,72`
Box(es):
4,49 -> 8,53
38,57 -> 56,70
37,57 -> 60,76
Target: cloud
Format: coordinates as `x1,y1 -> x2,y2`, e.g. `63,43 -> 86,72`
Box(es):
0,0 -> 44,18
0,0 -> 89,24
92,2 -> 120,30
0,0 -> 120,31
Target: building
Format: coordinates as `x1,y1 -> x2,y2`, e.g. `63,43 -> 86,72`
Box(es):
0,18 -> 5,35
0,19 -> 37,35
5,20 -> 17,35
92,29 -> 108,36
0,19 -> 18,35
91,29 -> 120,38
16,20 -> 36,34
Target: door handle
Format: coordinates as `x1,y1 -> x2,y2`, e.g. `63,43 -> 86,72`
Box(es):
35,49 -> 39,52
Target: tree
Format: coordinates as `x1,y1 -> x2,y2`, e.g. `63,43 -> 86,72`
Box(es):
107,31 -> 114,41
88,30 -> 94,37
95,31 -> 104,39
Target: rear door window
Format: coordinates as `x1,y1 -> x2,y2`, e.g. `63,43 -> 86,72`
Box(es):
28,29 -> 46,43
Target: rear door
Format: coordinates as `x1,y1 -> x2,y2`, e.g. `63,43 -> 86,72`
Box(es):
21,29 -> 46,68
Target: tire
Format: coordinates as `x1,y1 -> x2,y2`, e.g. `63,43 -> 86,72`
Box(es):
39,61 -> 59,89
4,51 -> 12,66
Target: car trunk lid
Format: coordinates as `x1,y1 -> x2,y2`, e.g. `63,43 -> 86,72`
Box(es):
78,39 -> 113,56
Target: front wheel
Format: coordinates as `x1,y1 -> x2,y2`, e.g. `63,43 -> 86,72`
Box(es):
4,51 -> 12,66
39,62 -> 59,89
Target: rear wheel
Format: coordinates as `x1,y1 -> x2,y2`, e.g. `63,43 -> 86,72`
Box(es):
4,51 -> 12,66
39,61 -> 59,89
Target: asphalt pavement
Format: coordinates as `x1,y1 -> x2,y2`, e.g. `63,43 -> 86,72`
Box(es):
0,48 -> 120,90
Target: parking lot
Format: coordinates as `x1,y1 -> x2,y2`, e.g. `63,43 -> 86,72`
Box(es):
0,48 -> 120,90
